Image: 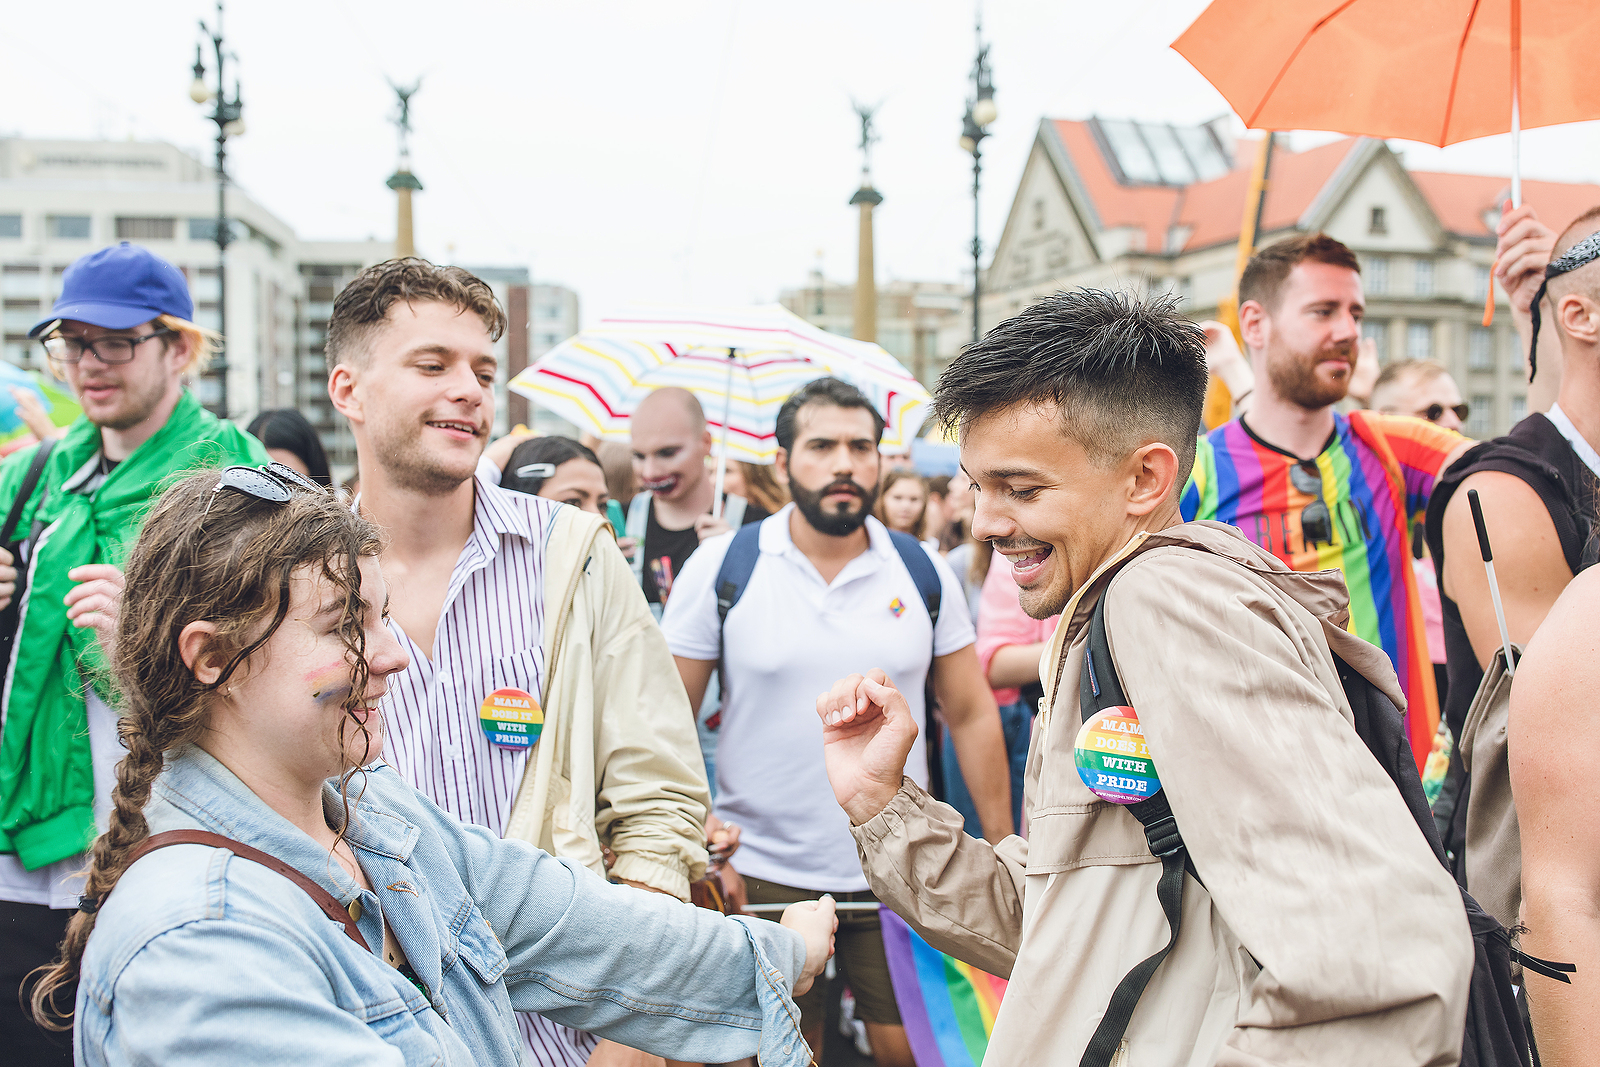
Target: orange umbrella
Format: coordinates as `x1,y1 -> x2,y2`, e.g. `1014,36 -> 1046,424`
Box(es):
1173,0 -> 1600,206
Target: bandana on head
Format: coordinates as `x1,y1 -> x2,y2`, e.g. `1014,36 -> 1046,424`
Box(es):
1529,229 -> 1600,384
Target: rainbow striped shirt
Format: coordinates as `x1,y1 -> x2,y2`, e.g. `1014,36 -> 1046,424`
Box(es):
1181,411 -> 1461,769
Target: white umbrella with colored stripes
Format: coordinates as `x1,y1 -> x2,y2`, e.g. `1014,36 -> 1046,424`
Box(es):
507,303 -> 932,515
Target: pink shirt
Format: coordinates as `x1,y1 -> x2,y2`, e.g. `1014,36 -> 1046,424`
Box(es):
976,549 -> 1060,705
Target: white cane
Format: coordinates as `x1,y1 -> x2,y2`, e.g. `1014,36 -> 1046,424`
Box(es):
1466,488 -> 1517,675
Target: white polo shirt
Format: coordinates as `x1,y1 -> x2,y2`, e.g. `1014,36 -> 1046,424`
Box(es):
661,503 -> 975,892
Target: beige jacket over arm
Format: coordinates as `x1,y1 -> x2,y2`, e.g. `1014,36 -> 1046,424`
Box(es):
505,507 -> 711,900
852,520 -> 1472,1066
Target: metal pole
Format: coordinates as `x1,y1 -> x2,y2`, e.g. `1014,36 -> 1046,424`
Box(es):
212,1 -> 230,418
712,348 -> 736,519
971,145 -> 982,344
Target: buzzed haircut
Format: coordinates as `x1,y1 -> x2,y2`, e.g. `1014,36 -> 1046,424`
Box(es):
325,257 -> 507,372
1555,205 -> 1600,255
775,376 -> 885,453
1239,232 -> 1361,313
934,288 -> 1209,482
1370,359 -> 1448,412
636,386 -> 707,432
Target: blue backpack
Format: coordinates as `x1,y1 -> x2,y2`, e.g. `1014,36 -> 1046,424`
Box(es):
712,519 -> 941,633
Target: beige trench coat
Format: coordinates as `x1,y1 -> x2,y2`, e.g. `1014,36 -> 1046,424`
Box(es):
504,506 -> 711,900
852,521 -> 1471,1065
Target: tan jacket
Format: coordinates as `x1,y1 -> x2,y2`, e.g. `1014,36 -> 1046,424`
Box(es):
853,521 -> 1472,1065
505,507 -> 711,900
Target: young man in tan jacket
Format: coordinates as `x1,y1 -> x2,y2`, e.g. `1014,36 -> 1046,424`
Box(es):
815,289 -> 1473,1065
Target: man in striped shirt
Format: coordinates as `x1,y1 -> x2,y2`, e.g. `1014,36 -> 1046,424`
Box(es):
327,259 -> 713,1067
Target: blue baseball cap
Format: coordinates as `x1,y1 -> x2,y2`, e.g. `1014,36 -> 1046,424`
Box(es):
29,242 -> 195,338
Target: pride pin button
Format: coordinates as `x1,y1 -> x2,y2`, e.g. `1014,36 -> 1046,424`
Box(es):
479,687 -> 543,750
1073,706 -> 1161,805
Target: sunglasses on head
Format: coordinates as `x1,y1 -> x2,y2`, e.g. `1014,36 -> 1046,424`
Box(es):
205,462 -> 327,516
1288,460 -> 1333,547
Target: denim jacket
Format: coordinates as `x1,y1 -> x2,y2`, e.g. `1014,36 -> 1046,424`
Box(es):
76,747 -> 810,1066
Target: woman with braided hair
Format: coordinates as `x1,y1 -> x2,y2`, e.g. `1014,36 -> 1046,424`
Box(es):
29,464 -> 833,1067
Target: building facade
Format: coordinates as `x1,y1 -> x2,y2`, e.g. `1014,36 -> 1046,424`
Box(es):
0,137 -> 566,475
966,118 -> 1600,437
778,275 -> 965,389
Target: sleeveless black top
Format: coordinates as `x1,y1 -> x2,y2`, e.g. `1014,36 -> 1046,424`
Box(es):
1424,413 -> 1599,738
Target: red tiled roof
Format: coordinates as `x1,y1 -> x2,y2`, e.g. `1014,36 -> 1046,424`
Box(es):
1047,119 -> 1600,252
1409,170 -> 1600,238
1050,120 -> 1180,253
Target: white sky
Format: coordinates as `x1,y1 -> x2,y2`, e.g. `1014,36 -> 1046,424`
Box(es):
7,0 -> 1599,327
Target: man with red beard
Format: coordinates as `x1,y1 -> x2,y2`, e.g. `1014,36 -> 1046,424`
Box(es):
1182,233 -> 1470,772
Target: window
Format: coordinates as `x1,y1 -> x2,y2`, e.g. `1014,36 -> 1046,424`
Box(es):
1413,259 -> 1433,296
1366,256 -> 1389,295
2,266 -> 43,299
2,306 -> 39,333
0,216 -> 20,239
1510,396 -> 1527,424
1473,264 -> 1492,302
188,218 -> 238,242
539,304 -> 563,319
1407,321 -> 1434,360
1468,327 -> 1495,370
1369,206 -> 1388,235
47,216 -> 91,240
115,217 -> 175,241
1362,320 -> 1389,356
1469,395 -> 1493,436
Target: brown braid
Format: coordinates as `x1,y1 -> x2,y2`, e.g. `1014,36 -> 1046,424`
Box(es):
28,470 -> 382,1029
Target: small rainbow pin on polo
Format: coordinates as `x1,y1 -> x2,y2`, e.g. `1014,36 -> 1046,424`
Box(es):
889,597 -> 906,618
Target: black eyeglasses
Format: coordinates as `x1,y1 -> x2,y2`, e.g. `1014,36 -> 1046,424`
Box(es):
206,462 -> 326,515
1418,402 -> 1469,425
41,327 -> 174,365
1288,460 -> 1333,547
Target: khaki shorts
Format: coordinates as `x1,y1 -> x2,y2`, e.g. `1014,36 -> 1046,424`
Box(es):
742,876 -> 901,1032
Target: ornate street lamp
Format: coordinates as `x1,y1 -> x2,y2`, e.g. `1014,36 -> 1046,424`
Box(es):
190,0 -> 244,418
960,18 -> 997,344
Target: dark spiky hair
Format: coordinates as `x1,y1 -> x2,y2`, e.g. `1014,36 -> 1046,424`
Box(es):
934,288 -> 1208,480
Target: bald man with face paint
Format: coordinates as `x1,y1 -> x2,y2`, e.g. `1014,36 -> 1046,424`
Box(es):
626,388 -> 762,610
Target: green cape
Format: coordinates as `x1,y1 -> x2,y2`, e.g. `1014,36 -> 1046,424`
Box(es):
0,391 -> 266,869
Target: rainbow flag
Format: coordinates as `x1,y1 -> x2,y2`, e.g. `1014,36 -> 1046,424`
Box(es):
880,907 -> 1007,1066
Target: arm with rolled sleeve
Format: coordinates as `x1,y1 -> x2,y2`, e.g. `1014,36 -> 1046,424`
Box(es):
418,787 -> 810,1065
582,531 -> 711,898
1103,550 -> 1472,1065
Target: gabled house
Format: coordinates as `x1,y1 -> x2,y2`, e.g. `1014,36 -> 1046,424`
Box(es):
955,117 -> 1600,436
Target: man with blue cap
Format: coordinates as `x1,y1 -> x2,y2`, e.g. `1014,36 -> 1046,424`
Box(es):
0,242 -> 265,1059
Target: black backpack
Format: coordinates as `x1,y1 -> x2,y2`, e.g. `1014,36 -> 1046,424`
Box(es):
1076,587 -> 1572,1067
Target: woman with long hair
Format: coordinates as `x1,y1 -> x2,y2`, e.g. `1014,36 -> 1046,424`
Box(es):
874,468 -> 931,543
30,464 -> 832,1066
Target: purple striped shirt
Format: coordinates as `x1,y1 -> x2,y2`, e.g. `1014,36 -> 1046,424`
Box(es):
375,467 -> 595,1067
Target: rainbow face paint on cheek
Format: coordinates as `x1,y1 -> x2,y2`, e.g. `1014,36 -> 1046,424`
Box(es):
305,663 -> 354,705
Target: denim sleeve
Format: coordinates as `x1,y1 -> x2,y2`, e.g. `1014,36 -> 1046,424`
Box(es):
419,791 -> 811,1065
89,920 -> 410,1067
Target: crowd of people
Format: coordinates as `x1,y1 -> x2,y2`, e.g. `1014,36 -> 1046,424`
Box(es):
0,194 -> 1594,1066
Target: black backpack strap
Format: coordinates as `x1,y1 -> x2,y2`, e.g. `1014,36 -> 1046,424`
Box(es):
1077,591 -> 1188,1067
0,438 -> 54,545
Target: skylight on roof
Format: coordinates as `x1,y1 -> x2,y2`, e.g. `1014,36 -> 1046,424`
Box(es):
1090,117 -> 1233,187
